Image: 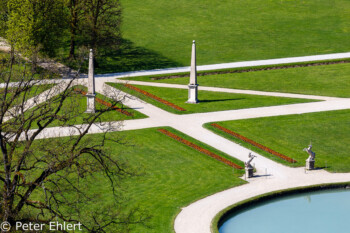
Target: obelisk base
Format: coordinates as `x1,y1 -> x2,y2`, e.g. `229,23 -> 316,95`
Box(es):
186,84 -> 198,104
85,94 -> 96,113
306,159 -> 315,170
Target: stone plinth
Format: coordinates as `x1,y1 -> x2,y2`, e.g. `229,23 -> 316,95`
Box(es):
85,93 -> 96,113
186,84 -> 199,104
245,167 -> 254,178
86,49 -> 96,113
306,159 -> 315,170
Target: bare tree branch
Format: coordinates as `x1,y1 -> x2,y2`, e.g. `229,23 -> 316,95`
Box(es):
0,53 -> 146,231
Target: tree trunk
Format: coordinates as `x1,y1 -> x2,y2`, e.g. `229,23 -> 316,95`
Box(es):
69,27 -> 76,59
1,137 -> 12,223
69,0 -> 78,59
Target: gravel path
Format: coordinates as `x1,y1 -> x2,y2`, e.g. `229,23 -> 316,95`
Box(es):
5,52 -> 350,233
95,77 -> 350,233
24,79 -> 350,233
95,51 -> 350,79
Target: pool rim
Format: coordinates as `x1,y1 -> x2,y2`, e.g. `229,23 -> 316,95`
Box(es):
212,182 -> 350,233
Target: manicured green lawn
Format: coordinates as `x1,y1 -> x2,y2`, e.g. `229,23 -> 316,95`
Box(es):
116,0 -> 350,72
1,84 -> 55,109
116,128 -> 245,233
125,62 -> 350,97
23,86 -> 146,129
108,83 -> 316,114
205,110 -> 350,172
30,127 -> 245,233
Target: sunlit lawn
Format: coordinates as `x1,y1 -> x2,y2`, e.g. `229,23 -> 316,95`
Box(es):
108,83 -> 316,114
205,110 -> 350,172
120,0 -> 350,70
125,62 -> 350,98
19,86 -> 146,129
29,127 -> 246,233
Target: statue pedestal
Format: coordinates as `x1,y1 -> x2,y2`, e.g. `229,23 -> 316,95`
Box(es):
186,84 -> 198,104
245,167 -> 254,178
85,93 -> 96,113
306,159 -> 315,170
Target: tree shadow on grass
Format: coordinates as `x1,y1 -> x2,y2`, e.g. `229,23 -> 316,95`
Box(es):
198,98 -> 246,103
95,39 -> 182,74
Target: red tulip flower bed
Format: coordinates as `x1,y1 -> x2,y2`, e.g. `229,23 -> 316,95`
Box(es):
157,128 -> 243,169
123,84 -> 187,112
211,123 -> 297,163
73,88 -> 133,117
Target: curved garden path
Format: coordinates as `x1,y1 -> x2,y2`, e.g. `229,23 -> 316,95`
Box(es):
94,74 -> 350,233
17,76 -> 350,233
6,53 -> 350,233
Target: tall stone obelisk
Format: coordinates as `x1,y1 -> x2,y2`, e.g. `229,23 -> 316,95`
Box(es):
186,40 -> 199,104
85,49 -> 96,113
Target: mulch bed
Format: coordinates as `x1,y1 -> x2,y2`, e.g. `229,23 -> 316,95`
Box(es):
157,128 -> 243,169
123,84 -> 186,112
73,87 -> 133,116
211,123 -> 297,163
151,60 -> 350,80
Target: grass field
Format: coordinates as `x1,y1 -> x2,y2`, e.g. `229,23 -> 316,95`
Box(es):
125,62 -> 350,97
205,110 -> 350,172
1,84 -> 54,106
109,0 -> 350,73
108,83 -> 315,114
29,127 -> 245,233
116,127 -> 245,233
22,86 -> 146,129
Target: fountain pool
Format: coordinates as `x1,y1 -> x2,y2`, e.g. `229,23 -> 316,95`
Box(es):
219,189 -> 350,233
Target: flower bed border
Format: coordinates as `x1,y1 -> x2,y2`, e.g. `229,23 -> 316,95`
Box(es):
157,128 -> 243,169
211,123 -> 297,163
74,88 -> 133,117
123,84 -> 186,112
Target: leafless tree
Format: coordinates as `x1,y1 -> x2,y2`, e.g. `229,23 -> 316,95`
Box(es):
0,53 -> 147,232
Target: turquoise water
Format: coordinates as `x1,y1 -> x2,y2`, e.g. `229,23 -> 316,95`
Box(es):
219,189 -> 350,233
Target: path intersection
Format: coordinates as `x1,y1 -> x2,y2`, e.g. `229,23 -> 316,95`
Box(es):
12,53 -> 350,233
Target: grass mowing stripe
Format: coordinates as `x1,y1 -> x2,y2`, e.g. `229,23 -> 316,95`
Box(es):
124,84 -> 186,111
73,87 -> 133,116
211,123 -> 297,163
158,128 -> 243,169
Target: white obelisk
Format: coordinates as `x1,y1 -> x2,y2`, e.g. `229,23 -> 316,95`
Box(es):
186,40 -> 199,104
85,49 -> 96,113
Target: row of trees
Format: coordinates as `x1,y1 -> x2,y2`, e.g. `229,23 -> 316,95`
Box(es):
1,0 -> 122,61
